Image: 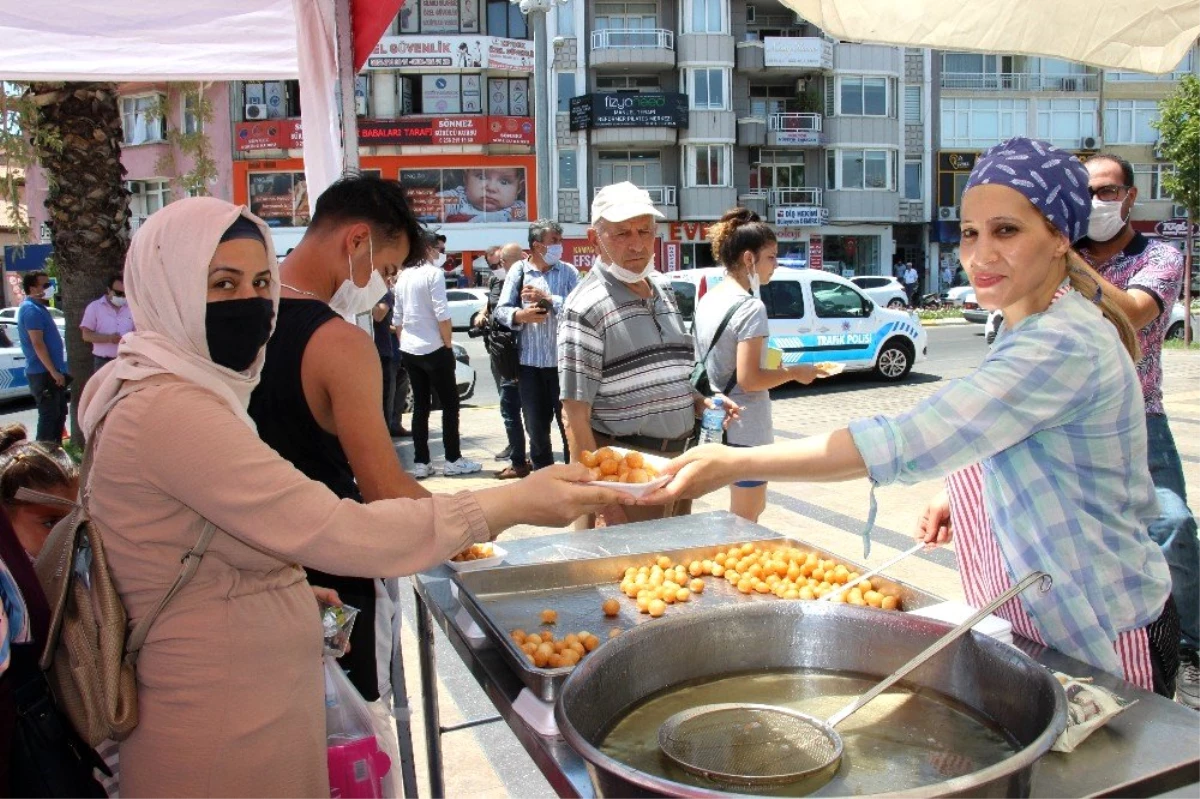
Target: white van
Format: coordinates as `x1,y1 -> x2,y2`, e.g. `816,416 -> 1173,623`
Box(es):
665,267 -> 928,381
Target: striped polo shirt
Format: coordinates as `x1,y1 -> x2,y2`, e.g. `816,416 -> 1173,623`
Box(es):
558,266 -> 696,440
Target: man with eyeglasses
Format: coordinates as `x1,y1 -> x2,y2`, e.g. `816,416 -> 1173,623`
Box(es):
1078,152 -> 1197,710
559,182 -> 737,528
80,273 -> 135,372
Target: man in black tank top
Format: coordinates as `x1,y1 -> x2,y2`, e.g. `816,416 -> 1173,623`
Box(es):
247,176 -> 429,702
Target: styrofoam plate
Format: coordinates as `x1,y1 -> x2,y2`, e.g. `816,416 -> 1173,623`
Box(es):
446,544 -> 508,572
585,446 -> 672,497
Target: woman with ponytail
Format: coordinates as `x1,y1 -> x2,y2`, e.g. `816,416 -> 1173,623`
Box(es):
695,208 -> 837,521
645,138 -> 1177,693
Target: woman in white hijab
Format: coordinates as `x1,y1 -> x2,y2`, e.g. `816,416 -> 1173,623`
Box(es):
80,198 -> 627,797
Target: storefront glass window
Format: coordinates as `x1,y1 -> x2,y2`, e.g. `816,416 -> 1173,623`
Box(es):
821,234 -> 881,277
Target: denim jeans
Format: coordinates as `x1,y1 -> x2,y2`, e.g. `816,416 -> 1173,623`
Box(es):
490,356 -> 526,467
28,371 -> 68,443
517,365 -> 563,470
1145,413 -> 1198,651
403,347 -> 461,464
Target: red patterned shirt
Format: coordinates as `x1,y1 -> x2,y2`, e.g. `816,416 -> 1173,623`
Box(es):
1080,232 -> 1184,415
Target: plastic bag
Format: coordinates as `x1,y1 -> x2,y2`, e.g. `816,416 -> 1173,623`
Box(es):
1050,672 -> 1136,753
324,656 -> 392,798
320,601 -> 359,658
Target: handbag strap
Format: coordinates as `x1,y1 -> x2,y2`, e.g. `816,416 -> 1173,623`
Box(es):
700,296 -> 750,395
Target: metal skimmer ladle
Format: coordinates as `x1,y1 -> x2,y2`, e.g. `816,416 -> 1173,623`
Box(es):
658,571 -> 1053,787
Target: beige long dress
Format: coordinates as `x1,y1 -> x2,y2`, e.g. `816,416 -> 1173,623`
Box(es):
88,379 -> 489,797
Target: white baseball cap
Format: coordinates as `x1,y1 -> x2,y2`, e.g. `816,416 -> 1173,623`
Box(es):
590,181 -> 665,224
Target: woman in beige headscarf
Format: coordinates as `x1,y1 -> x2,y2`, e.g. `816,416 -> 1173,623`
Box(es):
80,197 -> 628,797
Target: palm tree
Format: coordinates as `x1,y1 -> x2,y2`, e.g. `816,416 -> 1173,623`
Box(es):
28,82 -> 130,443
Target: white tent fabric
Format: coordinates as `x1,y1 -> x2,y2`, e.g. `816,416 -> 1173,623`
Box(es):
0,0 -> 343,201
781,0 -> 1200,74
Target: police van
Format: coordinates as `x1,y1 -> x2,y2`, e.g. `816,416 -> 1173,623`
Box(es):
664,267 -> 927,382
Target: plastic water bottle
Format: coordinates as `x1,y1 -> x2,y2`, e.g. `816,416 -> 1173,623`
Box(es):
698,397 -> 725,446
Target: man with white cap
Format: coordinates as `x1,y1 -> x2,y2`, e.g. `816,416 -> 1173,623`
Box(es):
559,182 -> 737,528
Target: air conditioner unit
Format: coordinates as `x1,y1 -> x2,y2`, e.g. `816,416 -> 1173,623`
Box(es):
245,103 -> 268,120
746,6 -> 756,23
938,206 -> 959,221
1079,136 -> 1098,150
1173,204 -> 1188,218
355,96 -> 368,117
795,78 -> 808,93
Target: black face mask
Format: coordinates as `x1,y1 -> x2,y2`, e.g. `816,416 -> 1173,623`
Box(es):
205,297 -> 274,372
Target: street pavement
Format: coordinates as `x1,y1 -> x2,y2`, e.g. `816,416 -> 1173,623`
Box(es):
3,326 -> 1195,798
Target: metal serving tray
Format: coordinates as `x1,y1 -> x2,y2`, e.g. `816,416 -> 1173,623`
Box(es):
453,537 -> 943,703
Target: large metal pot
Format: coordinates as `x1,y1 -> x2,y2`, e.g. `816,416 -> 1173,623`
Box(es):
556,602 -> 1067,798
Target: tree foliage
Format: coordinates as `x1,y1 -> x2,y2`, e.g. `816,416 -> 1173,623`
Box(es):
1153,74 -> 1200,222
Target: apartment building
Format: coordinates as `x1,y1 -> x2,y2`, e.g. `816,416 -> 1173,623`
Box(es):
931,46 -> 1199,280
547,0 -> 934,279
230,0 -> 538,256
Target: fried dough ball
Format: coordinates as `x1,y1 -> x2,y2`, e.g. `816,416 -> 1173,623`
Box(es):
648,599 -> 666,617
599,458 -> 620,476
689,578 -> 704,593
579,450 -> 599,468
540,609 -> 558,624
603,598 -> 620,617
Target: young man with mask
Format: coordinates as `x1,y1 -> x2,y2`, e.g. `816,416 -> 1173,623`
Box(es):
80,274 -> 135,372
1078,153 -> 1197,709
495,221 -> 578,473
246,176 -> 431,763
396,231 -> 483,477
16,271 -> 68,442
559,183 -> 737,528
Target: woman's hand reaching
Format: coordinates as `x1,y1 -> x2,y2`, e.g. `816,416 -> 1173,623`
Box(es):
915,489 -> 953,546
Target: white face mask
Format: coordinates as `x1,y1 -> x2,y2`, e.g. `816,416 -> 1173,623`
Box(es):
1088,198 -> 1128,243
110,295 -> 127,308
597,241 -> 656,284
432,252 -> 447,268
40,284 -> 55,300
330,235 -> 388,318
543,243 -> 564,266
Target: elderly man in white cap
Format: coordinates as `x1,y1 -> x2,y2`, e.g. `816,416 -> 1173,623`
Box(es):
559,182 -> 737,528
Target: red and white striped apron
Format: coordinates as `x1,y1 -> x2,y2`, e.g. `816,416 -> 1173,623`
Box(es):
945,463 -> 1156,690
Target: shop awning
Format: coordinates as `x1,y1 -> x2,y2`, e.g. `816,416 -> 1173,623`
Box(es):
780,0 -> 1199,74
0,0 -> 404,200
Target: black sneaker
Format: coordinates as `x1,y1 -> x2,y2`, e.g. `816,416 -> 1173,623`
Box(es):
495,445 -> 513,461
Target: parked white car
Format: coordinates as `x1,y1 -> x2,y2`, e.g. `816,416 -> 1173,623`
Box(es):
1166,301 -> 1199,342
0,304 -> 67,343
666,267 -> 928,382
404,342 -> 476,409
0,342 -> 32,401
850,276 -> 909,309
446,288 -> 488,331
939,285 -> 976,307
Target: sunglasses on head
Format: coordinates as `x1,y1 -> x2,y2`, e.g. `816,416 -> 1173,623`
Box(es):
1088,184 -> 1130,202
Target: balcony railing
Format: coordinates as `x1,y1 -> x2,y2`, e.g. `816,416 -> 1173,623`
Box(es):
742,188 -> 823,207
768,112 -> 822,132
593,184 -> 677,205
591,28 -> 675,50
941,72 -> 1100,91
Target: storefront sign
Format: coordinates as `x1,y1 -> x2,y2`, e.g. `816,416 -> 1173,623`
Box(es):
420,0 -> 461,33
248,171 -> 310,227
400,165 -> 529,224
562,239 -> 599,271
422,75 -> 462,113
1155,218 -> 1199,238
808,235 -> 824,270
772,129 -> 820,146
488,116 -> 535,145
570,93 -> 689,131
938,152 -> 980,171
762,37 -> 833,70
774,207 -> 826,226
662,242 -> 681,272
666,222 -> 712,242
367,35 -> 534,72
234,120 -> 302,152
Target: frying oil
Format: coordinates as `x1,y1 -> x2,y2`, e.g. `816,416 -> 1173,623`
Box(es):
599,670 -> 1017,796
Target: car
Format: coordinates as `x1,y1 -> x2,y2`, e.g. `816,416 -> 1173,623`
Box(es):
850,276 -> 909,309
1166,301 -> 1199,342
961,290 -> 989,324
666,267 -> 928,382
446,288 -> 488,331
939,285 -> 975,308
0,304 -> 67,343
0,341 -> 32,401
404,341 -> 476,410
985,309 -> 1004,345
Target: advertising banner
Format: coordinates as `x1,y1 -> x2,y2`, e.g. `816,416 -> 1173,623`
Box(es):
808,235 -> 824,270
569,93 -> 689,131
234,119 -> 302,152
238,116 -> 531,150
400,166 -> 529,223
248,171 -> 310,227
368,35 -> 534,72
772,129 -> 821,146
762,37 -> 834,69
774,207 -> 826,226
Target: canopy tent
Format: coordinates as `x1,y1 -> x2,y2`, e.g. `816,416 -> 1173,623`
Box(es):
0,0 -> 404,201
779,0 -> 1200,74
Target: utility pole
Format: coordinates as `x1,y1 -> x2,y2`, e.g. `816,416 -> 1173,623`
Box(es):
512,0 -> 567,221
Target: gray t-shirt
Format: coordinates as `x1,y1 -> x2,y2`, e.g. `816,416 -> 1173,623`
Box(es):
692,280 -> 772,446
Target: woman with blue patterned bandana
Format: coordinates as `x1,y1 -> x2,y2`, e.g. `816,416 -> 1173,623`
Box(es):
642,137 -> 1178,694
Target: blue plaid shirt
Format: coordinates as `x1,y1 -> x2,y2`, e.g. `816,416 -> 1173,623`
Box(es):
494,259 -> 579,369
849,290 -> 1170,676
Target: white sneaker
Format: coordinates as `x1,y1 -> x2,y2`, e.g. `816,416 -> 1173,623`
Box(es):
1178,650 -> 1199,710
443,458 -> 483,476
411,462 -> 433,479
